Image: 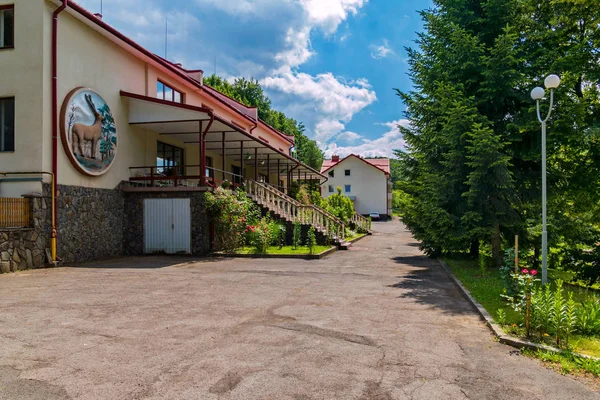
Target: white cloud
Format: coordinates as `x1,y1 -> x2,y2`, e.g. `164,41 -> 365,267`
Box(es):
261,72 -> 377,144
370,39 -> 394,59
299,0 -> 367,34
336,131 -> 362,143
274,27 -> 314,69
324,119 -> 410,158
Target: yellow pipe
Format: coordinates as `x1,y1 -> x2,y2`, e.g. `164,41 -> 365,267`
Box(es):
0,171 -> 57,262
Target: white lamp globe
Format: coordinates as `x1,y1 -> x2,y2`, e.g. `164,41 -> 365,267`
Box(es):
544,74 -> 561,89
531,87 -> 545,100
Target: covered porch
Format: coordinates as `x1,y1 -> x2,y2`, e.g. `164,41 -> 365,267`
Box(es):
120,92 -> 325,194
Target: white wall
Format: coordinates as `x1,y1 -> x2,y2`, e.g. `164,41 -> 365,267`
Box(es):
0,1 -> 46,196
321,157 -> 387,215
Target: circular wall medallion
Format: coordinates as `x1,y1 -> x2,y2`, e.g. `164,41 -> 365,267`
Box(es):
60,87 -> 118,176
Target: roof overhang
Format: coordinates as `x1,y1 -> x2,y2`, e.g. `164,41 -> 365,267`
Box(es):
120,92 -> 325,180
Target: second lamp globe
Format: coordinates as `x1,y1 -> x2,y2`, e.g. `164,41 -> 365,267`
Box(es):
544,74 -> 561,89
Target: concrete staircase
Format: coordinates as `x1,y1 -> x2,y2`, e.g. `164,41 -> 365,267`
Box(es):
246,180 -> 351,248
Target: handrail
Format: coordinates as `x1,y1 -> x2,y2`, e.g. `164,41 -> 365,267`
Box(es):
351,212 -> 371,232
246,179 -> 346,242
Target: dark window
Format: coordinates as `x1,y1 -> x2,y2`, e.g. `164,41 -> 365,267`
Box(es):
0,97 -> 14,152
156,141 -> 184,175
206,156 -> 214,179
232,165 -> 242,185
344,169 -> 351,176
328,185 -> 334,193
328,169 -> 334,178
344,185 -> 351,193
0,5 -> 13,49
156,80 -> 183,103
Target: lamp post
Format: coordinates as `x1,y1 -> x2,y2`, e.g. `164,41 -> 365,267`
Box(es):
531,74 -> 560,285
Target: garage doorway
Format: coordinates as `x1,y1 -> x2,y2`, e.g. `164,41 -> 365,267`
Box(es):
143,198 -> 191,254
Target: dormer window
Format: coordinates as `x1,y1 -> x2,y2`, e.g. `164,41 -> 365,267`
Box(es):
0,5 -> 14,49
157,80 -> 183,103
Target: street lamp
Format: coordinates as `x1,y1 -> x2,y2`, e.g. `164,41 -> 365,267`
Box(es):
531,74 -> 560,284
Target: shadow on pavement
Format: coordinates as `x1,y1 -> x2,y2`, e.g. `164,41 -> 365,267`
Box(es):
389,256 -> 472,315
64,255 -> 228,269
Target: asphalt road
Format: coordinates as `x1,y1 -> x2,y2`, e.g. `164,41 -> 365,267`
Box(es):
0,220 -> 597,399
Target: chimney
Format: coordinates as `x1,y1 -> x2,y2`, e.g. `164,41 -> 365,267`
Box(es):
93,13 -> 103,20
332,155 -> 340,162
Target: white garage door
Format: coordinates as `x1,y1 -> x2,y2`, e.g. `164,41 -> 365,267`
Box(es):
144,198 -> 191,254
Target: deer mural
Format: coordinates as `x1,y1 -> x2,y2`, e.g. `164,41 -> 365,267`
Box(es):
71,94 -> 104,159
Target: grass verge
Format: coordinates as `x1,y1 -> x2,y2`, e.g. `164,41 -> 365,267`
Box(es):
522,349 -> 600,377
444,256 -> 600,358
236,245 -> 331,255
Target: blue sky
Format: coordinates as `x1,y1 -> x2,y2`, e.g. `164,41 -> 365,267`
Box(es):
78,0 -> 432,158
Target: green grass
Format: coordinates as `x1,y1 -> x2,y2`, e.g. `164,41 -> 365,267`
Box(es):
522,349 -> 600,377
346,231 -> 366,241
444,256 -> 600,358
235,245 -> 331,255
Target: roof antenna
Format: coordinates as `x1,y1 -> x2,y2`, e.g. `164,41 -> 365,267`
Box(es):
100,0 -> 103,16
164,17 -> 168,59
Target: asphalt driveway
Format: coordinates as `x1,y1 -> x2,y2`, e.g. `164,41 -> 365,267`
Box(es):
0,220 -> 597,399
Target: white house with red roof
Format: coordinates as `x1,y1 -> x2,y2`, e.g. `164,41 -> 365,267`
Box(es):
320,155 -> 393,218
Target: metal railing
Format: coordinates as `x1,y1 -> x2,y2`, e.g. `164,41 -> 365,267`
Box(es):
0,198 -> 31,228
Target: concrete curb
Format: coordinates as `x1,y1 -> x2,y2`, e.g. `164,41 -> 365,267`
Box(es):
438,259 -> 600,360
213,246 -> 337,260
347,234 -> 368,244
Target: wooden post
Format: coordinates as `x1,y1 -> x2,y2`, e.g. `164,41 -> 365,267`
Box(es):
515,235 -> 519,273
254,148 -> 258,181
266,153 -> 270,184
222,132 -> 226,181
240,140 -> 244,184
277,159 -> 281,191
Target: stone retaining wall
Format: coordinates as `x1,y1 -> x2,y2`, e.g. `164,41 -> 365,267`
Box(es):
0,196 -> 52,273
51,184 -> 125,263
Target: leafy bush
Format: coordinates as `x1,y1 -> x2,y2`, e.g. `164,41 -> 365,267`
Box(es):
271,221 -> 286,249
247,217 -> 273,254
292,222 -> 302,249
205,187 -> 259,253
324,187 -> 354,223
500,248 -> 518,298
307,226 -> 317,254
577,296 -> 600,336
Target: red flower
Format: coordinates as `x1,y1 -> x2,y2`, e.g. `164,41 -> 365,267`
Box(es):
521,268 -> 529,274
530,270 -> 538,276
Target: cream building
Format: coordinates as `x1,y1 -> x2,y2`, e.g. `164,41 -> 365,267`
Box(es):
321,155 -> 393,218
0,0 -> 324,270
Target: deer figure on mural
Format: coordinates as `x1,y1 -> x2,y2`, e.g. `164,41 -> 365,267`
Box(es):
71,94 -> 104,159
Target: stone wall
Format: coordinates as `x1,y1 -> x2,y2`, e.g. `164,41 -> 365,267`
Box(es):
123,191 -> 210,256
50,184 -> 125,263
0,196 -> 52,273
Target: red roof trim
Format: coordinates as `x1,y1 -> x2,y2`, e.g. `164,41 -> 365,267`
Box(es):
321,154 -> 390,176
120,91 -> 213,114
259,136 -> 270,143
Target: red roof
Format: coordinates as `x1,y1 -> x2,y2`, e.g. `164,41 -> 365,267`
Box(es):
321,155 -> 390,175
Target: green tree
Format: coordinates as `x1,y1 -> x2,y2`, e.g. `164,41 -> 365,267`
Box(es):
325,187 -> 355,224
203,74 -> 323,169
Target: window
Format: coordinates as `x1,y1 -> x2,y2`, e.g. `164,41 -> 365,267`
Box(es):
156,142 -> 184,175
232,165 -> 242,185
344,185 -> 351,193
157,80 -> 183,103
0,5 -> 14,49
206,156 -> 214,179
328,170 -> 334,178
0,97 -> 14,152
344,169 -> 351,176
328,185 -> 334,193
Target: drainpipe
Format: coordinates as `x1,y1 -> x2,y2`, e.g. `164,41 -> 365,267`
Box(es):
51,0 -> 68,261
